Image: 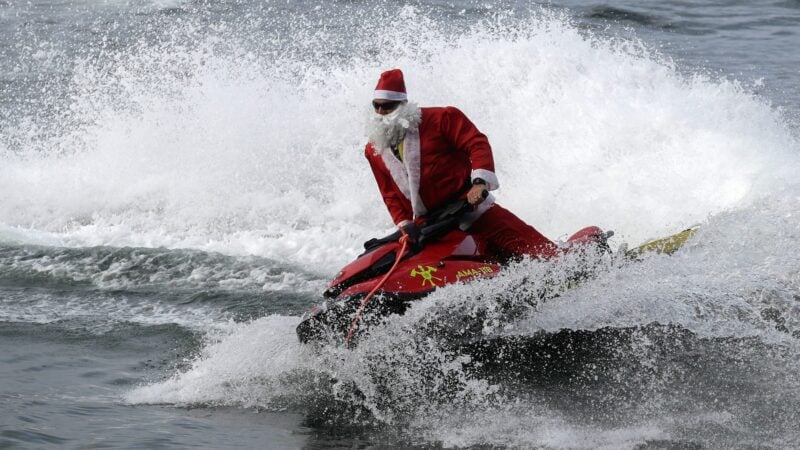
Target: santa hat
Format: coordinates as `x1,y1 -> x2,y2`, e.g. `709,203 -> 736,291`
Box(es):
374,69 -> 407,101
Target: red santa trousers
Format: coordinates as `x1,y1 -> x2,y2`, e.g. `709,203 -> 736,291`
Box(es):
468,203 -> 559,261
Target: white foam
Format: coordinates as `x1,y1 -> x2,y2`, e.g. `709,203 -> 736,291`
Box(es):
126,315 -> 313,406
1,10 -> 797,276
423,409 -> 669,449
0,290 -> 233,333
523,193 -> 800,342
125,244 -> 800,445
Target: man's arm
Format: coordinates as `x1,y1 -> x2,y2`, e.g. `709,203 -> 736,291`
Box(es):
366,147 -> 414,226
440,106 -> 500,191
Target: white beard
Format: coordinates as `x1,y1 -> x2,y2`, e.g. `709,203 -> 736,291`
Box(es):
365,102 -> 422,152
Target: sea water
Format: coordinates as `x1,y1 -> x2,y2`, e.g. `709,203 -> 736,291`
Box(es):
1,1 -> 799,448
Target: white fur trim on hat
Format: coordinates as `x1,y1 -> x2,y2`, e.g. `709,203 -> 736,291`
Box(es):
374,90 -> 408,101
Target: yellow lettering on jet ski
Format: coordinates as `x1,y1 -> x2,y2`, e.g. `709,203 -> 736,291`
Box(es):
410,265 -> 443,287
456,266 -> 494,280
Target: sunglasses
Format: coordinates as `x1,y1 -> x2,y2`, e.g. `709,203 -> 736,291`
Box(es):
372,100 -> 401,111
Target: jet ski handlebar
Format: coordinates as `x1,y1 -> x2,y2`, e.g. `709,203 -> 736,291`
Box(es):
362,199 -> 475,253
417,200 -> 474,246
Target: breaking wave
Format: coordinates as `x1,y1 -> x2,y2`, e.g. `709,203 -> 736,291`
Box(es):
3,4 -> 799,447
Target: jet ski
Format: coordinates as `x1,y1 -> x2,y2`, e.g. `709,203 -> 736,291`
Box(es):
296,200 -> 620,344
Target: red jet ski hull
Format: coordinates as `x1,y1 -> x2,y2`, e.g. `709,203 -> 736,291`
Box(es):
296,224 -> 606,344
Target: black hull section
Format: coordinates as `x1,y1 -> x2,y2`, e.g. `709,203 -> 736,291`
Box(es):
295,293 -> 421,344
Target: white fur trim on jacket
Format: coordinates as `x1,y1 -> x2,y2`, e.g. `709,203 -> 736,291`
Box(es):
471,169 -> 499,191
377,132 -> 428,219
402,130 -> 428,217
379,147 -> 411,201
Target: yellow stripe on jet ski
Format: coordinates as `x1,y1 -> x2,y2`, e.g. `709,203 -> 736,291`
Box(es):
629,226 -> 699,257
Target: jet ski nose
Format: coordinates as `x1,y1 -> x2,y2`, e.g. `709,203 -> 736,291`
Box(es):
297,301 -> 331,344
301,301 -> 328,321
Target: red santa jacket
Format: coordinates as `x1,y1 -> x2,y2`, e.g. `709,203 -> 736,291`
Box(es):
365,106 -> 499,227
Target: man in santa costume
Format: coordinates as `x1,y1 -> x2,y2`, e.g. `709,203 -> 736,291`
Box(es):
365,68 -> 559,261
